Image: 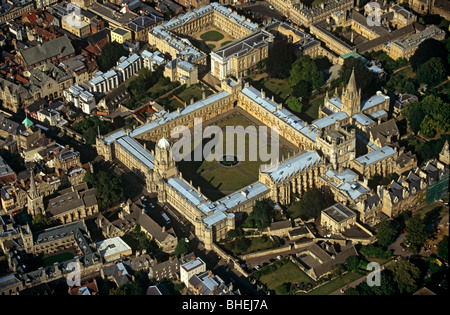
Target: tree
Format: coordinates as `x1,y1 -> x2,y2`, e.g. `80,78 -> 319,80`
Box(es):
252,200 -> 273,230
174,238 -> 189,257
416,57 -> 447,87
345,255 -> 361,271
84,169 -> 123,211
288,55 -> 324,90
285,96 -> 303,114
291,79 -> 311,101
331,264 -> 345,278
403,101 -> 425,134
406,215 -> 427,253
360,244 -> 392,259
290,188 -> 329,219
97,41 -> 127,72
31,213 -> 53,231
390,260 -> 421,294
410,38 -> 449,71
376,219 -> 399,247
437,235 -> 448,261
266,37 -> 296,79
233,237 -> 251,253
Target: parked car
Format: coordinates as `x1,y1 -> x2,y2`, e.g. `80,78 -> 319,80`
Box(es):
277,255 -> 282,260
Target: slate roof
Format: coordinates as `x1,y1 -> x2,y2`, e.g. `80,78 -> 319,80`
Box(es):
19,35 -> 75,66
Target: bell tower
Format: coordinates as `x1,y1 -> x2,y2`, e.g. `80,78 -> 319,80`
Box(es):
27,169 -> 45,217
341,69 -> 361,116
153,133 -> 178,180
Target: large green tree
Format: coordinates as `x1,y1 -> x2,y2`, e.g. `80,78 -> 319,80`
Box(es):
437,235 -> 448,261
84,169 -> 123,211
288,55 -> 324,90
403,95 -> 450,138
289,188 -> 330,219
285,96 -> 303,114
266,37 -> 296,79
252,200 -> 273,230
416,57 -> 447,87
410,38 -> 449,71
174,238 -> 189,257
376,219 -> 398,247
406,215 -> 427,253
97,41 -> 128,72
390,260 -> 421,294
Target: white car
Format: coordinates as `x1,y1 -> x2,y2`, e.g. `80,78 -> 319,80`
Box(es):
255,265 -> 260,270
277,255 -> 282,260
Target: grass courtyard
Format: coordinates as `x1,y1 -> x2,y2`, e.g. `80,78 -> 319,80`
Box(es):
176,113 -> 290,200
256,260 -> 312,293
194,28 -> 235,52
200,30 -> 224,42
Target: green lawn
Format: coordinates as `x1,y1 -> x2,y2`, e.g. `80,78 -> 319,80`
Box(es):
221,236 -> 278,256
299,271 -> 363,295
201,166 -> 255,191
221,41 -> 233,47
305,92 -> 324,121
43,252 -> 74,266
259,261 -> 312,292
207,43 -> 216,49
263,78 -> 291,101
200,30 -> 224,42
177,84 -> 212,103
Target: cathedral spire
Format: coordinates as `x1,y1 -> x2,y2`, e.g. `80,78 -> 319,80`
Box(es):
29,169 -> 38,199
347,68 -> 357,93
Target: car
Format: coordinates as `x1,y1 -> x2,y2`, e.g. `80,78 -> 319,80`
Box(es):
401,228 -> 407,234
269,5 -> 274,10
255,265 -> 260,270
149,203 -> 155,208
120,202 -> 126,208
277,255 -> 282,260
140,196 -> 147,201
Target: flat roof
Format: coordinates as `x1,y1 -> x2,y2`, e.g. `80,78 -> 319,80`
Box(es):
96,237 -> 131,260
323,203 -> 356,223
181,257 -> 205,272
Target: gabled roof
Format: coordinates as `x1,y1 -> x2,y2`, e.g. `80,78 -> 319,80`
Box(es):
19,35 -> 75,66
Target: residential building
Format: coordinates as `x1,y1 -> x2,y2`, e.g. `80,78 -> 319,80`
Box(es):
389,24 -> 445,60
164,59 -> 198,86
210,30 -> 274,80
61,11 -> 91,38
180,257 -> 206,286
320,203 -> 357,234
111,28 -> 132,44
16,35 -> 76,69
188,270 -> 235,295
64,85 -> 96,114
126,14 -> 164,42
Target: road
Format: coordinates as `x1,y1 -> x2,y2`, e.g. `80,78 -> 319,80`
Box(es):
236,1 -> 284,22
